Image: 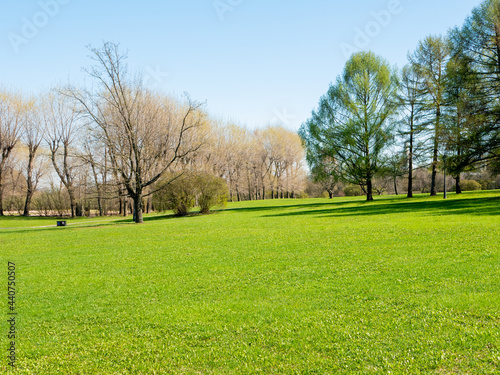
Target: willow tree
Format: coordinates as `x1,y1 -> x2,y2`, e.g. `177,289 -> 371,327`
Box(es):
67,42 -> 205,223
0,92 -> 23,216
23,97 -> 46,216
300,51 -> 398,201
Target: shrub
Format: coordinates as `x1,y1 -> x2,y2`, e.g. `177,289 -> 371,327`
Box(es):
477,179 -> 496,190
154,174 -> 197,216
154,172 -> 228,216
295,192 -> 309,199
344,185 -> 363,196
196,173 -> 228,214
460,179 -> 481,191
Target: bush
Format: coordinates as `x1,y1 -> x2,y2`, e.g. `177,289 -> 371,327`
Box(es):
153,174 -> 196,216
196,173 -> 228,214
154,172 -> 228,216
477,179 -> 496,190
344,185 -> 363,196
295,192 -> 309,199
460,179 -> 482,191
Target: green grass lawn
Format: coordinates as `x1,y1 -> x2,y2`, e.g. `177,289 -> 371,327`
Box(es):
1,191 -> 499,374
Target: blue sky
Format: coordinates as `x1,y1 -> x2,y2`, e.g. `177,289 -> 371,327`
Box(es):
0,0 -> 485,131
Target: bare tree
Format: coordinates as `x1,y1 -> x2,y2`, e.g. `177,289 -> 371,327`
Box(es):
22,97 -> 47,216
43,93 -> 81,218
67,42 -> 204,223
0,92 -> 24,215
77,130 -> 111,217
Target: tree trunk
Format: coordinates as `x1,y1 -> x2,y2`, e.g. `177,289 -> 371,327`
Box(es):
328,190 -> 334,199
407,114 -> 414,198
430,150 -> 438,197
119,196 -> 123,215
133,194 -> 143,223
23,153 -> 35,216
407,150 -> 413,198
67,186 -> 76,218
394,177 -> 399,196
366,179 -> 374,201
75,202 -> 83,217
0,170 -> 4,216
455,175 -> 462,194
23,193 -> 33,217
97,197 -> 103,217
430,110 -> 440,197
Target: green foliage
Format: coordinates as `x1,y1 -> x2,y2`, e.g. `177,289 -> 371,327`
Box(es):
154,171 -> 228,216
154,173 -> 197,216
477,179 -> 497,190
1,191 -> 499,373
446,0 -> 500,169
300,51 -> 398,201
460,179 -> 482,191
295,191 -> 309,199
196,172 -> 228,214
343,184 -> 363,196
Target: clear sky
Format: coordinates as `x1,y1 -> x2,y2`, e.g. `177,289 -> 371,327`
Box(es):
0,0 -> 485,131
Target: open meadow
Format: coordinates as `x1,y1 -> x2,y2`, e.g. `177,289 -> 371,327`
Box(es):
1,191 -> 499,374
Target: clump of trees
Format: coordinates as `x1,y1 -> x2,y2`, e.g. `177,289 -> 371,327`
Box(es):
3,0 -> 500,214
301,0 -> 500,200
0,43 -> 308,222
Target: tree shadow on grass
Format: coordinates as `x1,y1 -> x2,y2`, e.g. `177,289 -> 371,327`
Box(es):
114,212 -> 208,224
225,197 -> 376,214
263,196 -> 500,219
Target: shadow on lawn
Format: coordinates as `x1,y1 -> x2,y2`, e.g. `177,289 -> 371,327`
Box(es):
114,212 -> 207,224
226,198 -> 372,214
263,195 -> 500,219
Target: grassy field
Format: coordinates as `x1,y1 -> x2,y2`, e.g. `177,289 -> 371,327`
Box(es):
1,191 -> 499,374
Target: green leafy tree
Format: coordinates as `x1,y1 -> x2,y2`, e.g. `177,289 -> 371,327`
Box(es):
409,35 -> 450,197
447,0 -> 500,170
442,56 -> 489,193
397,65 -> 427,198
300,51 -> 398,201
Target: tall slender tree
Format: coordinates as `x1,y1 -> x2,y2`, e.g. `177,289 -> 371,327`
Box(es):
447,0 -> 500,169
43,93 -> 80,218
397,65 -> 426,198
22,97 -> 46,216
409,35 -> 450,197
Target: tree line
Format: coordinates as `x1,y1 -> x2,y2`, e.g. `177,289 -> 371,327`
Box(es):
300,0 -> 500,201
0,43 -> 306,223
